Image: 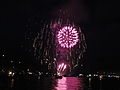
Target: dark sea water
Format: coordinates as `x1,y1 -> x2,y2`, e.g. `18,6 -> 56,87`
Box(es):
0,76 -> 120,90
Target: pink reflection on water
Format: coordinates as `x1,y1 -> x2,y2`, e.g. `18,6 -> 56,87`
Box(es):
55,77 -> 83,90
55,77 -> 67,90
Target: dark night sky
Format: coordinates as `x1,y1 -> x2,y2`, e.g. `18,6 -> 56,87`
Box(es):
1,0 -> 120,72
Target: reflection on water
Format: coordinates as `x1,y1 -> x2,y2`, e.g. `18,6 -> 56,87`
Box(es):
55,77 -> 84,90
55,77 -> 67,90
0,76 -> 120,90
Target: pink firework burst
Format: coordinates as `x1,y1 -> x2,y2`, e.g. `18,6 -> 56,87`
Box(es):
57,26 -> 79,48
57,63 -> 67,76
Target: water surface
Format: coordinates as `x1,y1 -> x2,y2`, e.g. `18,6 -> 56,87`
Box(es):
0,76 -> 120,90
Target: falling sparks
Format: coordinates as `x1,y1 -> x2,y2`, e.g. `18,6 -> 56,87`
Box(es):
26,8 -> 87,75
31,19 -> 86,75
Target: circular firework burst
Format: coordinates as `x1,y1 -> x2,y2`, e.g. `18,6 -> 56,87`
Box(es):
57,26 -> 79,48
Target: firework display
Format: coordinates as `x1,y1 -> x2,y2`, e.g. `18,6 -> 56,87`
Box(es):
32,20 -> 86,75
57,26 -> 79,48
29,9 -> 87,75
